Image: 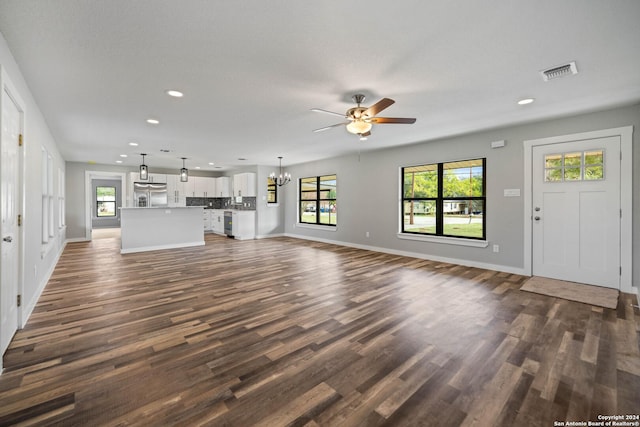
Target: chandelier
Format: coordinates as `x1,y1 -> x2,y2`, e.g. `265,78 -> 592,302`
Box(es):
269,156 -> 291,186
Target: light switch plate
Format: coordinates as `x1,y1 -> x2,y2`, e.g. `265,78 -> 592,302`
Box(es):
504,189 -> 520,197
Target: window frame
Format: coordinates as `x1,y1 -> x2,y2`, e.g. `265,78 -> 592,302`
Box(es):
298,174 -> 337,227
96,185 -> 117,217
401,158 -> 486,240
267,176 -> 278,204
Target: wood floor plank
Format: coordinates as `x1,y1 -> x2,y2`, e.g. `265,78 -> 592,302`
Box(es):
0,234 -> 638,426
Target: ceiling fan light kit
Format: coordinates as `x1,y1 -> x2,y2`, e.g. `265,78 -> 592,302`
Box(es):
312,94 -> 415,139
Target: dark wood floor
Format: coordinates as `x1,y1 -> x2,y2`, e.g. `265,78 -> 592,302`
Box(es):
0,234 -> 638,426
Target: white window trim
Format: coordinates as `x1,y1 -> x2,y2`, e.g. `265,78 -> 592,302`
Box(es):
397,232 -> 488,248
296,223 -> 337,232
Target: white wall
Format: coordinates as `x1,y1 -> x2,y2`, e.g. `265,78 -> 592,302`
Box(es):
0,32 -> 66,325
283,104 -> 640,292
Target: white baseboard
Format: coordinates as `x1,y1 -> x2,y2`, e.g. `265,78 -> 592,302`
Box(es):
255,233 -> 285,239
120,240 -> 205,254
284,232 -> 527,276
65,237 -> 90,243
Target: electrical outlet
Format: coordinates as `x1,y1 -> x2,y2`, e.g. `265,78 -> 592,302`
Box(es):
493,245 -> 500,253
365,231 -> 370,238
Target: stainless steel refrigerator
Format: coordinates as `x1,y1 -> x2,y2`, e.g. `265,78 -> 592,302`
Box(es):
133,182 -> 168,207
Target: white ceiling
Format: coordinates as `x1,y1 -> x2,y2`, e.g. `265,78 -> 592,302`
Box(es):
0,0 -> 639,171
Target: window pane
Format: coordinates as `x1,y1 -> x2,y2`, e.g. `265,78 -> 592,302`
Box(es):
97,186 -> 116,201
403,201 -> 436,234
564,167 -> 581,181
301,177 -> 317,191
584,165 -> 604,180
443,200 -> 483,238
404,165 -> 437,198
300,201 -> 316,223
319,201 -> 337,225
97,201 -> 116,217
545,168 -> 563,182
585,150 -> 603,165
320,175 -> 337,199
564,152 -> 582,167
545,154 -> 562,168
443,159 -> 483,197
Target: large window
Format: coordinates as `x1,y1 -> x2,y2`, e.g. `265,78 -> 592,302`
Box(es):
96,186 -> 117,217
402,159 -> 485,239
299,174 -> 337,226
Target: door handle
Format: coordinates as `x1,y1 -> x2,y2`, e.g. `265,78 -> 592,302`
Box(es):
3,236 -> 12,242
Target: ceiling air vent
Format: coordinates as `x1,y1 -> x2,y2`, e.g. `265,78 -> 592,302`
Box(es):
541,61 -> 578,82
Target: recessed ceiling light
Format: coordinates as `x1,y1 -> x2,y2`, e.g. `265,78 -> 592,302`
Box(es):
166,90 -> 183,98
517,98 -> 535,105
147,118 -> 160,125
116,160 -> 123,164
128,142 -> 138,147
120,154 -> 128,158
208,162 -> 214,166
195,166 -> 201,169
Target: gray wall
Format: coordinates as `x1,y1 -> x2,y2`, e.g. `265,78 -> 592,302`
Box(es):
282,103 -> 640,290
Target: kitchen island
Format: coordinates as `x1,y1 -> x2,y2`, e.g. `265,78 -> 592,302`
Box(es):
119,206 -> 205,254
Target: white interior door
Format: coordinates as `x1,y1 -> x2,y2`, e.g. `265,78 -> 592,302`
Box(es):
1,88 -> 21,355
532,136 -> 620,289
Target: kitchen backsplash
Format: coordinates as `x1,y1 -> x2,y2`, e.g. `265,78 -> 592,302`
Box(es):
186,197 -> 256,210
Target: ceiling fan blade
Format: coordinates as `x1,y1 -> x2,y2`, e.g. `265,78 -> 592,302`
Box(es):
310,108 -> 347,118
313,122 -> 349,132
368,117 -> 416,124
364,98 -> 395,117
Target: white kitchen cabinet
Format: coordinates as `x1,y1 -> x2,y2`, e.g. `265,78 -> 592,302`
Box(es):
233,173 -> 256,197
215,177 -> 231,197
203,210 -> 212,232
195,177 -> 216,198
185,176 -> 216,198
148,173 -> 167,183
231,210 -> 255,240
166,174 -> 187,207
211,210 -> 225,234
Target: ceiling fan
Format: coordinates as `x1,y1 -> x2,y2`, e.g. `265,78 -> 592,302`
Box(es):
311,94 -> 416,140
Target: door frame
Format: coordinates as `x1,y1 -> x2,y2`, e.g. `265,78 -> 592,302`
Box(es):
0,67 -> 26,371
523,126 -> 633,294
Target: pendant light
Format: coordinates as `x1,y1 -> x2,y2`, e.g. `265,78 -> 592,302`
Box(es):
139,153 -> 148,180
180,157 -> 189,182
269,156 -> 291,186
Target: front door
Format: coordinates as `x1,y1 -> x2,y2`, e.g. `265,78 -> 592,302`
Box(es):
1,87 -> 21,355
532,136 -> 620,289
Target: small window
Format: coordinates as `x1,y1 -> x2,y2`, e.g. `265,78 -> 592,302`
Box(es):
96,186 -> 116,217
299,174 -> 337,226
544,150 -> 604,182
267,177 -> 277,204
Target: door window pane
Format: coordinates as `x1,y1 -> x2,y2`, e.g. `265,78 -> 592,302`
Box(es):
544,150 -> 604,182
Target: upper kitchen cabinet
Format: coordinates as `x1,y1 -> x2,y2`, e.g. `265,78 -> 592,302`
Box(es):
129,172 -> 166,183
148,173 -> 167,183
233,173 -> 256,197
166,174 -> 188,207
184,176 -> 216,198
215,177 -> 231,197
